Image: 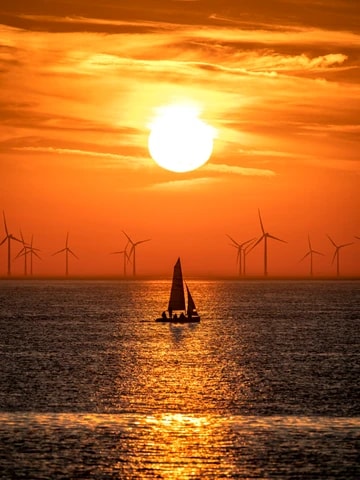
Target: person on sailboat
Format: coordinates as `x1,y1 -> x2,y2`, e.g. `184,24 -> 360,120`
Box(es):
179,312 -> 185,320
162,311 -> 167,320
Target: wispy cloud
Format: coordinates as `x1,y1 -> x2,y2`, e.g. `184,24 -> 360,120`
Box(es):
203,163 -> 276,177
14,146 -> 152,169
148,177 -> 220,190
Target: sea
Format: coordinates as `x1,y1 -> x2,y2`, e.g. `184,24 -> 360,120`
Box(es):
0,279 -> 359,479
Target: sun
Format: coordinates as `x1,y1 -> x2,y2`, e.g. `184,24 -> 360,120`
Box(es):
148,104 -> 215,173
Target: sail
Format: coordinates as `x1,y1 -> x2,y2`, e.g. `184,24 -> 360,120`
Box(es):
168,258 -> 185,311
186,283 -> 197,315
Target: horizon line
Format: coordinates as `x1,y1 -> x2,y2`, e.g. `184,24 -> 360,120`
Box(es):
1,274 -> 360,281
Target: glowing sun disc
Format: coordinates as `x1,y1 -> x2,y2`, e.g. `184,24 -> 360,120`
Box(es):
148,105 -> 215,173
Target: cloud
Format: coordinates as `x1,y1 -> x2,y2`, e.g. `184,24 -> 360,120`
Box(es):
148,177 -> 220,190
147,161 -> 276,191
203,163 -> 276,177
1,14 -> 175,34
13,146 -> 151,169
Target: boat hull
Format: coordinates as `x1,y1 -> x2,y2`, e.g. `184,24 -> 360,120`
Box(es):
155,316 -> 200,323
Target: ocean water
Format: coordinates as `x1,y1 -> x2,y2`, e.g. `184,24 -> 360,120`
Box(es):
0,279 -> 359,479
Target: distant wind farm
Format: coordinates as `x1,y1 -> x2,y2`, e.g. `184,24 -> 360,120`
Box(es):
1,209 -> 359,278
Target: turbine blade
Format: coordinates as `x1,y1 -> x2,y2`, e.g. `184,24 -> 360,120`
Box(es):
122,230 -> 133,244
135,238 -> 151,246
355,236 -> 360,240
33,251 -> 42,260
0,237 -> 7,246
340,242 -> 354,248
248,235 -> 264,253
327,234 -> 337,247
3,211 -> 8,235
11,235 -> 23,243
68,249 -> 79,259
52,248 -> 66,256
244,241 -> 255,253
241,237 -> 256,247
258,209 -> 265,234
19,230 -> 25,244
312,250 -> 324,256
110,250 -> 125,255
299,251 -> 310,262
14,247 -> 26,259
226,234 -> 239,246
308,234 -> 312,250
268,234 -> 287,243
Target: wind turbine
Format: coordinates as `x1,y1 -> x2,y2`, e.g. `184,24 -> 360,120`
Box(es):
299,235 -> 323,276
110,240 -> 130,277
226,235 -> 255,276
249,209 -> 287,277
327,235 -> 353,277
52,232 -> 79,276
26,235 -> 41,276
122,231 -> 150,276
0,211 -> 22,276
15,230 -> 30,275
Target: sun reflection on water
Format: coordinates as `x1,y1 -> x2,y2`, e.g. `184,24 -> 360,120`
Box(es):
1,412 -> 359,479
141,413 -> 224,479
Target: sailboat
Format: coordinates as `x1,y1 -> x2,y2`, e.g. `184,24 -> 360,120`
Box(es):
156,258 -> 200,323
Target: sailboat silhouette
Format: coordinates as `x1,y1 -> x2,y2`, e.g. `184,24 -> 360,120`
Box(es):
156,258 -> 200,323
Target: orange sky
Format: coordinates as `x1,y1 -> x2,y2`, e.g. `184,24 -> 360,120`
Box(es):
1,1 -> 359,277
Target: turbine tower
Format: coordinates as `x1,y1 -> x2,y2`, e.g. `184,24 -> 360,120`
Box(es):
249,209 -> 287,277
122,231 -> 150,276
299,235 -> 323,276
52,232 -> 79,276
327,235 -> 353,277
226,235 -> 255,276
0,211 -> 22,276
